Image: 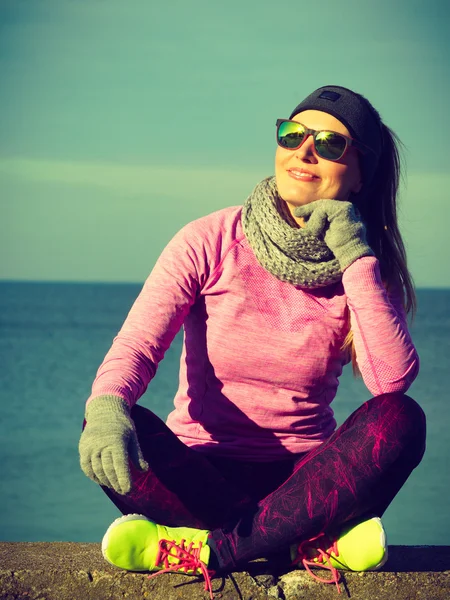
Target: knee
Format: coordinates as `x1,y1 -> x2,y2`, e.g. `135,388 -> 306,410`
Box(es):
374,391 -> 425,418
371,392 -> 426,447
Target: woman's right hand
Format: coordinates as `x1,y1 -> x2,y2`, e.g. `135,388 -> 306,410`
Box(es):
79,395 -> 149,495
294,199 -> 374,271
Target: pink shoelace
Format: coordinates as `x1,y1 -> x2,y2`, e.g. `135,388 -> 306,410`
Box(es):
291,532 -> 342,594
147,538 -> 215,599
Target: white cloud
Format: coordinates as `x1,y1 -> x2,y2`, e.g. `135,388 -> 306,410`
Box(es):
0,157 -> 266,202
1,157 -> 449,286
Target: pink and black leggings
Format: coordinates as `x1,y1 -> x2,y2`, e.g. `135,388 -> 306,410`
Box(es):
100,392 -> 426,572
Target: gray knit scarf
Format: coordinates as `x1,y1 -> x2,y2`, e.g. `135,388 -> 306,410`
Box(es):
241,176 -> 342,289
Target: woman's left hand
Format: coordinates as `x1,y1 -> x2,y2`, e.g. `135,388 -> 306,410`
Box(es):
294,199 -> 374,271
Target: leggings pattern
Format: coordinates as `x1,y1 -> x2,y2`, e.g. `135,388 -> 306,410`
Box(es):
99,393 -> 426,571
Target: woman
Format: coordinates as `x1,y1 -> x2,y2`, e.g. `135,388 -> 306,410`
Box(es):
79,85 -> 426,597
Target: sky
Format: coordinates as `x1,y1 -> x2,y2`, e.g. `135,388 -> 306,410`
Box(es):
1,0 -> 449,286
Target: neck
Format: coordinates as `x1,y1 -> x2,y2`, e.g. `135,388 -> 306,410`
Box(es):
280,199 -> 305,228
240,175 -> 342,288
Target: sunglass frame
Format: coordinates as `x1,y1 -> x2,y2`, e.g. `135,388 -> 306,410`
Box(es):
275,119 -> 374,161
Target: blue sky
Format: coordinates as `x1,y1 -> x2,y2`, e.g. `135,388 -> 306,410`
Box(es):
1,0 -> 449,286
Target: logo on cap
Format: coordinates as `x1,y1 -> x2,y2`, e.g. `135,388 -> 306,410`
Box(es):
319,91 -> 341,102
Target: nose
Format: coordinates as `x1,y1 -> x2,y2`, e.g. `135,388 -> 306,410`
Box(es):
294,134 -> 317,162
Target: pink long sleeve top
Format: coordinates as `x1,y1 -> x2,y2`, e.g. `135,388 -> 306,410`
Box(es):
87,206 -> 419,460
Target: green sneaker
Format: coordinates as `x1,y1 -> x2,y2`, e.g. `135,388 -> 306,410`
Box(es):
291,517 -> 387,591
102,514 -> 214,598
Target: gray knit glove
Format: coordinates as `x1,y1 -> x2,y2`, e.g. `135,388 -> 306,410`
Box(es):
294,199 -> 374,271
79,395 -> 149,495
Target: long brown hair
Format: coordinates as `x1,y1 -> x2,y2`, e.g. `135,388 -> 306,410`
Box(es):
341,103 -> 417,375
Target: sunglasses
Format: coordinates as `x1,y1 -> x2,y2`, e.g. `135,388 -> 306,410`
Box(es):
276,119 -> 373,161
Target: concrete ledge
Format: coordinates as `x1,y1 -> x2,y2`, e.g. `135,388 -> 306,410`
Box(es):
1,543 -> 449,600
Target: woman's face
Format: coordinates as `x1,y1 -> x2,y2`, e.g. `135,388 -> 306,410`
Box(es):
275,110 -> 363,222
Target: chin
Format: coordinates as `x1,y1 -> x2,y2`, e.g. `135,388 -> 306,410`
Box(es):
276,175 -> 318,204
278,185 -> 319,206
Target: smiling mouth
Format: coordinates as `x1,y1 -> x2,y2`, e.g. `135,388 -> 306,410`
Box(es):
288,170 -> 320,182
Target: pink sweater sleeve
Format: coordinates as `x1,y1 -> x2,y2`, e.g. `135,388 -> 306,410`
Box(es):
86,220 -> 211,407
342,256 -> 419,395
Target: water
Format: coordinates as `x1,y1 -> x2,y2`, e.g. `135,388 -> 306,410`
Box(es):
1,281 -> 449,545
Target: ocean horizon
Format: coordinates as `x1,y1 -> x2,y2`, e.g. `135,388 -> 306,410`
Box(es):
1,281 -> 449,546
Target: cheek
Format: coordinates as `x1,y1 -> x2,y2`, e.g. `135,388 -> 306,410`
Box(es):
325,163 -> 358,190
274,148 -> 290,185
274,147 -> 285,172
340,154 -> 362,188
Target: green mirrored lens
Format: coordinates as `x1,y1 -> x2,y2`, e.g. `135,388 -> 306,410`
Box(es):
315,131 -> 346,159
277,121 -> 306,149
277,121 -> 347,160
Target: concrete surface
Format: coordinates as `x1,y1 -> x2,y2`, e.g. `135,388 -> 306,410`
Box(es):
0,543 -> 449,599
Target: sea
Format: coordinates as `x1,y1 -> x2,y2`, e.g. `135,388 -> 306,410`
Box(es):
0,281 -> 449,546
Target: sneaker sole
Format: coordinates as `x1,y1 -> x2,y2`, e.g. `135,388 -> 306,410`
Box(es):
334,516 -> 389,572
370,519 -> 388,570
102,513 -> 151,568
